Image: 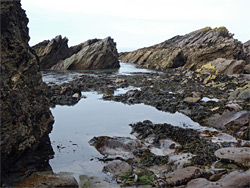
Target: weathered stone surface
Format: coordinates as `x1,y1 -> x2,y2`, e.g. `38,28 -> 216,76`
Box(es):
51,37 -> 120,70
103,160 -> 133,177
163,166 -> 204,187
119,27 -> 246,72
15,175 -> 78,188
0,0 -> 54,185
197,58 -> 246,75
215,147 -> 250,167
186,169 -> 250,188
32,35 -> 75,69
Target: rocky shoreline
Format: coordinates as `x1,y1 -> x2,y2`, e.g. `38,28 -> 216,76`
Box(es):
41,68 -> 250,187
1,0 -> 250,187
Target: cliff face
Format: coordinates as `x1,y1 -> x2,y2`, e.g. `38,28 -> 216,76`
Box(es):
119,27 -> 247,72
0,0 -> 54,180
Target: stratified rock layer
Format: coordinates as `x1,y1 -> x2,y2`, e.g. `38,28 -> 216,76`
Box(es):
119,27 -> 247,71
51,37 -> 120,70
33,36 -> 120,70
0,0 -> 54,183
32,35 -> 74,69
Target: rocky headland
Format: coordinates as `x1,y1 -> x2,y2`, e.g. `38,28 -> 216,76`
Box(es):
33,36 -> 120,70
119,27 -> 249,73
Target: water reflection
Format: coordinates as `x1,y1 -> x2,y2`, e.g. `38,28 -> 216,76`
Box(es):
49,91 -> 212,180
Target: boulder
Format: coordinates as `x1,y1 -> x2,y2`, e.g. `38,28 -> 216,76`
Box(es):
119,27 -> 247,72
89,136 -> 144,159
163,166 -> 204,187
51,37 -> 120,70
186,170 -> 250,188
215,147 -> 250,167
103,160 -> 133,177
0,0 -> 54,185
197,58 -> 246,75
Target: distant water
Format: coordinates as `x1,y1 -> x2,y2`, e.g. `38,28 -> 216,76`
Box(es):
42,62 -> 212,181
41,62 -> 154,85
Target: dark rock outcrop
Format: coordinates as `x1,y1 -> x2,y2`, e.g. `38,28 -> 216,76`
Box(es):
119,27 -> 247,72
51,37 -> 120,70
0,0 -> 54,185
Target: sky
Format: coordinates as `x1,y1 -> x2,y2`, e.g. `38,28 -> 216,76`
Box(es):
21,0 -> 250,52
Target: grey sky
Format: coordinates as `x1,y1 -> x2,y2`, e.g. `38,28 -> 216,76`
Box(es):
22,0 -> 250,52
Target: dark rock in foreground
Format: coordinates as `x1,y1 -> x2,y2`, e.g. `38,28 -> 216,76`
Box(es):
119,27 -> 248,73
33,36 -> 120,70
0,0 -> 54,186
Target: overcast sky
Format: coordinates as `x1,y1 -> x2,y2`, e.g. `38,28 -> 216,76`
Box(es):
21,0 -> 250,52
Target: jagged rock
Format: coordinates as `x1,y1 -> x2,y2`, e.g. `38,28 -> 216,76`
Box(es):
186,170 -> 250,188
119,27 -> 246,72
197,58 -> 246,75
0,0 -> 54,185
50,37 -> 120,70
15,175 -> 78,188
32,35 -> 75,69
215,147 -> 250,167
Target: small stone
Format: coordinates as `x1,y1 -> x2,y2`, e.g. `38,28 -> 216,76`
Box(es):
72,93 -> 80,98
183,97 -> 201,103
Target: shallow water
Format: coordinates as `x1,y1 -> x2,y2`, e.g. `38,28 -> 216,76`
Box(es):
42,62 -> 154,85
42,63 -> 215,181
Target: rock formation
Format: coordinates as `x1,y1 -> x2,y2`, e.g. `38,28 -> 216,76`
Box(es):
0,0 -> 54,185
32,35 -> 74,69
119,27 -> 248,73
33,36 -> 120,70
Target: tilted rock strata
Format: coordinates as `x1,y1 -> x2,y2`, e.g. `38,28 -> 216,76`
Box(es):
32,35 -> 76,69
51,37 -> 120,70
119,27 -> 247,72
0,0 -> 54,181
